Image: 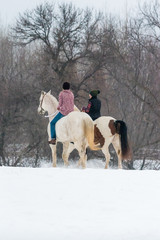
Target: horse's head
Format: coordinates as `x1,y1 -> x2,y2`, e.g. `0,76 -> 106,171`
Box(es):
38,90 -> 51,115
38,90 -> 58,116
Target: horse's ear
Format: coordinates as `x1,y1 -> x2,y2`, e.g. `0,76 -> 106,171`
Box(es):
41,90 -> 46,95
48,90 -> 51,95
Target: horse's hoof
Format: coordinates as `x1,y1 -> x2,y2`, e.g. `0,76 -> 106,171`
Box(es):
64,163 -> 69,167
77,161 -> 81,166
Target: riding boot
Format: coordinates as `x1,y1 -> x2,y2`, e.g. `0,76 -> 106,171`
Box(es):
48,138 -> 56,145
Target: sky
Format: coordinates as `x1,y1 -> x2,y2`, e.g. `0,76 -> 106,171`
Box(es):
0,0 -> 151,26
0,163 -> 160,240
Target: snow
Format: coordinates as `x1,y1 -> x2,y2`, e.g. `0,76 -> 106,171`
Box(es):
0,161 -> 160,240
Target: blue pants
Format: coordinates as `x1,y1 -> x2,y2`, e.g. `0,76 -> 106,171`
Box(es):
50,112 -> 64,139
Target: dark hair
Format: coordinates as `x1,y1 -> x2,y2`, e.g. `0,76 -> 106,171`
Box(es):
63,82 -> 70,90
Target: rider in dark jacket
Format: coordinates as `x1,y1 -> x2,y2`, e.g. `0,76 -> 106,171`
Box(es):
82,90 -> 101,120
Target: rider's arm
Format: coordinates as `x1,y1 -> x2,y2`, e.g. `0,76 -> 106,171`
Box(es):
57,92 -> 63,110
82,101 -> 92,113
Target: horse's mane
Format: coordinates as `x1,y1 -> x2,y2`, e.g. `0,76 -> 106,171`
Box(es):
47,93 -> 59,108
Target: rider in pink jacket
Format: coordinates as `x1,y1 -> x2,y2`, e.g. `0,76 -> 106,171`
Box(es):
48,82 -> 74,145
57,89 -> 74,116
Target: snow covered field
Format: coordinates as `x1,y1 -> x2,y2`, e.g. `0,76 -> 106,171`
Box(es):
1,161 -> 160,240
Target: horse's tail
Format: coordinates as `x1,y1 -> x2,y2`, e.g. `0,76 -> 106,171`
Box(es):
84,117 -> 100,151
114,120 -> 131,159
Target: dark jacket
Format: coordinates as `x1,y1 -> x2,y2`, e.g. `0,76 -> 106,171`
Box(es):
84,96 -> 101,120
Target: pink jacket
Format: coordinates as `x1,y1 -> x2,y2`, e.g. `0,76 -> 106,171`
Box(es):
57,90 -> 74,115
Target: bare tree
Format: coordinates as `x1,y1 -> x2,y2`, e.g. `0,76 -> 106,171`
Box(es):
0,30 -> 48,166
0,1 -> 158,168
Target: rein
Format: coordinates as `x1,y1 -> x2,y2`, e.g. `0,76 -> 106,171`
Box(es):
40,93 -> 58,118
44,110 -> 59,118
40,92 -> 47,110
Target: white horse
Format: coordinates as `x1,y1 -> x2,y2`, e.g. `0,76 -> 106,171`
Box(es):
37,90 -> 98,168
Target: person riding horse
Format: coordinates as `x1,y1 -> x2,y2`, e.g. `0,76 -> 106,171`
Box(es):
82,90 -> 101,120
48,82 -> 74,145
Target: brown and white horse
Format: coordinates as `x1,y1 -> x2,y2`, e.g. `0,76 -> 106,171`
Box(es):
38,90 -> 98,168
64,116 -> 131,169
94,116 -> 131,168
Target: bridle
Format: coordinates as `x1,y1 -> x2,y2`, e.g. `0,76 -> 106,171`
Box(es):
39,92 -> 47,114
39,92 -> 59,118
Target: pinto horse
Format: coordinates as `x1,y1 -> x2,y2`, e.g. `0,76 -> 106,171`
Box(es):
94,116 -> 131,168
37,90 -> 98,168
63,115 -> 131,169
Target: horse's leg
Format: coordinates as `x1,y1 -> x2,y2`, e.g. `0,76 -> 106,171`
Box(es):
62,142 -> 76,166
77,158 -> 82,167
81,149 -> 87,168
76,141 -> 87,168
49,144 -> 57,167
74,143 -> 82,167
112,134 -> 122,169
62,142 -> 70,166
102,145 -> 111,169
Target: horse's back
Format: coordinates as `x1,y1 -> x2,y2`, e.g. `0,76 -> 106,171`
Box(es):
94,116 -> 116,139
56,111 -> 92,142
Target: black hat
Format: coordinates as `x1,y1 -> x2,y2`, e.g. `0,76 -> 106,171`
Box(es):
63,82 -> 70,90
90,90 -> 100,97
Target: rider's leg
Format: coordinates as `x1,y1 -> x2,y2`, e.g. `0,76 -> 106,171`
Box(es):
49,112 -> 64,144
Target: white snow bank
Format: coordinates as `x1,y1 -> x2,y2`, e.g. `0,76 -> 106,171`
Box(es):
0,166 -> 160,240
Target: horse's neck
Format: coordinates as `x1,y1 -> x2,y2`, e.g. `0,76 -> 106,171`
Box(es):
46,94 -> 80,122
47,95 -> 58,122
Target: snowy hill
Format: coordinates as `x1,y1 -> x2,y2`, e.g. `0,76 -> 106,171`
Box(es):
1,163 -> 160,240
